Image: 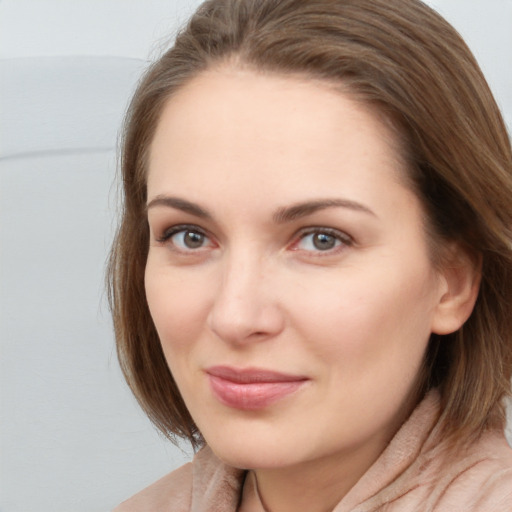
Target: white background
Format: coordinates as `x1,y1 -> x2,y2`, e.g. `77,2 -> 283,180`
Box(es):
1,1 -> 511,511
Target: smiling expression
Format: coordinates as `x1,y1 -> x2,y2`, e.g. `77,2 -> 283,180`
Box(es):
144,68 -> 449,472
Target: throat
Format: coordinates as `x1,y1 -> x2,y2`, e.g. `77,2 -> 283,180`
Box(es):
239,471 -> 268,512
238,464 -> 360,512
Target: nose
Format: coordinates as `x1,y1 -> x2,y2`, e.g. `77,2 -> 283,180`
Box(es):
206,252 -> 285,345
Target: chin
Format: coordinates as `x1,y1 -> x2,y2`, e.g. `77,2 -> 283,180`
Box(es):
203,429 -> 300,470
212,447 -> 294,471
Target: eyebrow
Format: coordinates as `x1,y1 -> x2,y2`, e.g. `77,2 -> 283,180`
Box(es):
146,195 -> 212,219
272,198 -> 376,223
146,195 -> 376,222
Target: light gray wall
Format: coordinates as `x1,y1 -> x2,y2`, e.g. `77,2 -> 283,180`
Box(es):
0,1 -> 511,511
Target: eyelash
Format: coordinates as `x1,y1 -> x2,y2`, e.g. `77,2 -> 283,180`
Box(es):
156,224 -> 212,247
291,227 -> 353,254
154,224 -> 353,255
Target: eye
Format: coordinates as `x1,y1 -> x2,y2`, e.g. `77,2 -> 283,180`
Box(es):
292,228 -> 352,253
157,225 -> 215,251
173,230 -> 208,250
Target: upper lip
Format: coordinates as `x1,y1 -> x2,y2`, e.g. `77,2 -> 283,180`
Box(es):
206,365 -> 308,384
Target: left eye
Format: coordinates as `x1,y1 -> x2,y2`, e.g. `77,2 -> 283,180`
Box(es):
295,229 -> 350,252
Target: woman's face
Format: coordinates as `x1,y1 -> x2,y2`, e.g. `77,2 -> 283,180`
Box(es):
145,69 -> 448,471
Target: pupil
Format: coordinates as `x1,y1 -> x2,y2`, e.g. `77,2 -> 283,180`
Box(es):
313,233 -> 335,250
185,231 -> 204,248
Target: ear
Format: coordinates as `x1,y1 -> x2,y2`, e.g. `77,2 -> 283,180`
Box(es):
431,245 -> 482,335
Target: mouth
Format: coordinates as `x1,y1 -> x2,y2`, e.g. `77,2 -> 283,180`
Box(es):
205,365 -> 309,410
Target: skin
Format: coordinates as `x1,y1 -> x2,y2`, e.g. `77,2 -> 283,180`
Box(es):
144,68 -> 477,512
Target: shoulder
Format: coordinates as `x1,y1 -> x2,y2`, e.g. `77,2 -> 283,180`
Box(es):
113,445 -> 245,512
113,461 -> 193,512
347,391 -> 512,512
431,431 -> 512,511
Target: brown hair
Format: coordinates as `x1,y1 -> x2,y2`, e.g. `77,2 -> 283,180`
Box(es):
108,0 -> 512,446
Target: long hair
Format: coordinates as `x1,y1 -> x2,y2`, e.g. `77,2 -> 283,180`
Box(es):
108,0 -> 512,446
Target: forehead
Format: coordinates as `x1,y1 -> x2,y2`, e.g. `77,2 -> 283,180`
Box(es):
147,68 -> 408,200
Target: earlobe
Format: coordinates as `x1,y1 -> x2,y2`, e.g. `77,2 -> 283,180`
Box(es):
431,247 -> 482,335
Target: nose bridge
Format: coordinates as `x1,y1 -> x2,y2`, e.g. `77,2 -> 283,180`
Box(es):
207,245 -> 283,343
222,247 -> 261,298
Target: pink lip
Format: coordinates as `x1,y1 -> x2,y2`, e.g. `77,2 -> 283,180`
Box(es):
206,365 -> 308,410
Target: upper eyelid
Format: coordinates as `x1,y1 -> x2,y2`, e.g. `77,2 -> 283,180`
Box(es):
289,226 -> 354,252
155,224 -> 210,242
295,226 -> 353,241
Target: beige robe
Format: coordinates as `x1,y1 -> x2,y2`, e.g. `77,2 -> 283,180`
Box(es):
114,391 -> 512,511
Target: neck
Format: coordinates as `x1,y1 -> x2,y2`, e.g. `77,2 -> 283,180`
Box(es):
240,388 -> 424,512
249,435 -> 389,512
245,391 -> 421,512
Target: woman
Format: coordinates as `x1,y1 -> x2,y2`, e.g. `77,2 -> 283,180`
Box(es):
109,0 -> 512,510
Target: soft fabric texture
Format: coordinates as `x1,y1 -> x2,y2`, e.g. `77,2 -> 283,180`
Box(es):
114,391 -> 512,511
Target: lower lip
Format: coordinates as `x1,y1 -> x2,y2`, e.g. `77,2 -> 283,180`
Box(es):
208,375 -> 307,410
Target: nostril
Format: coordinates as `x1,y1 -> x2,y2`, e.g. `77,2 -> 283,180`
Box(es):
206,265 -> 286,343
207,299 -> 285,344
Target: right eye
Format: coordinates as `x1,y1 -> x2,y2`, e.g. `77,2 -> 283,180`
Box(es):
157,226 -> 216,252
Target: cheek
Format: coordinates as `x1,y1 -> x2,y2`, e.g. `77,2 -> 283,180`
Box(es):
144,263 -> 212,355
289,262 -> 438,374
144,265 -> 216,421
